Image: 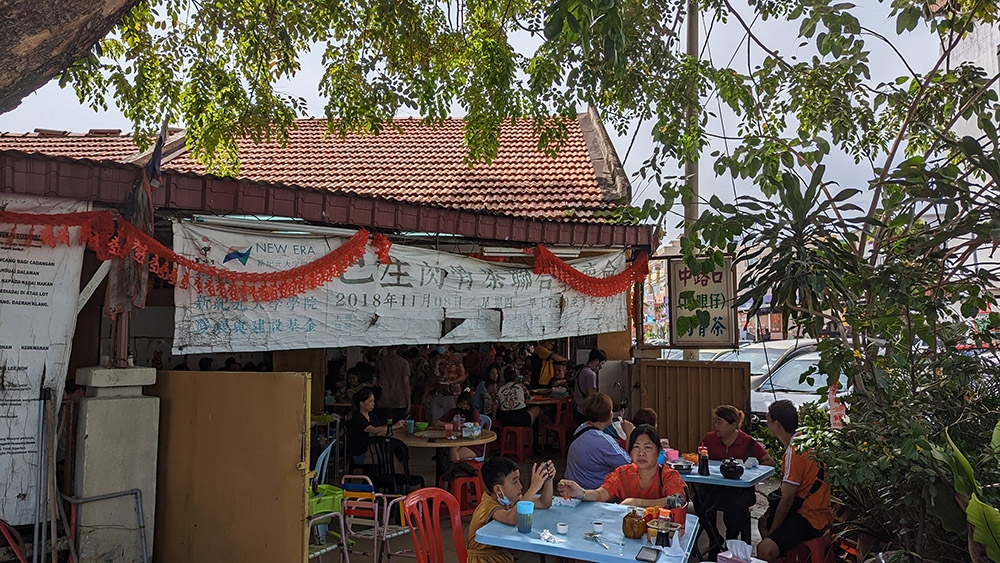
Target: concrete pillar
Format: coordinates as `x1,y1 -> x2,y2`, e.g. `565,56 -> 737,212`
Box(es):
74,367 -> 159,563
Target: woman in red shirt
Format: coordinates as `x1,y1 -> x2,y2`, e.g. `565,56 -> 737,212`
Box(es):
558,425 -> 685,507
434,390 -> 483,462
696,405 -> 774,547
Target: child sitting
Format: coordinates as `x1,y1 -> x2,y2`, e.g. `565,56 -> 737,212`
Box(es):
467,457 -> 556,563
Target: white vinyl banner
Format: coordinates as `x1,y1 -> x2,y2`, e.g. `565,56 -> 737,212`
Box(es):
0,195 -> 88,525
172,222 -> 629,353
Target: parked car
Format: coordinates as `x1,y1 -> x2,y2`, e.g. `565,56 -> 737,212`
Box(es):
659,348 -> 733,360
713,339 -> 818,388
749,352 -> 848,427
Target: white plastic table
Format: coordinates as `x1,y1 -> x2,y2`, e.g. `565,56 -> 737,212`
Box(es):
476,501 -> 699,563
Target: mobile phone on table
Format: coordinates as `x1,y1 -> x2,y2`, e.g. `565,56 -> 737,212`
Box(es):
635,546 -> 660,562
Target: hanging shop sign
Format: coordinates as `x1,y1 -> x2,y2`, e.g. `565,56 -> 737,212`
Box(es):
666,257 -> 738,348
0,195 -> 88,526
171,221 -> 632,352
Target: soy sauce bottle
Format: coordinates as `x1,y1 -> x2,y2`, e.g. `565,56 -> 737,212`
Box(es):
697,446 -> 710,476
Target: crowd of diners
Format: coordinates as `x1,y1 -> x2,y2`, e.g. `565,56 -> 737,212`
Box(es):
334,341 -> 832,563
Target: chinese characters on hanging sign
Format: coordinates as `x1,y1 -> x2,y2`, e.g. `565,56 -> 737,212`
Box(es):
172,222 -> 630,353
667,257 -> 737,348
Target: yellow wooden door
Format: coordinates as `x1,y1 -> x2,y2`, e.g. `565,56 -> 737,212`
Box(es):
150,369 -> 311,563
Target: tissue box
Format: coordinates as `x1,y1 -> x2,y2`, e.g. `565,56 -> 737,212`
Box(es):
462,423 -> 482,438
717,553 -> 765,563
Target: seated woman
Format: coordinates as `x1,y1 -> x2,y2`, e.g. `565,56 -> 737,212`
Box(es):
434,391 -> 484,462
696,404 -> 775,545
496,369 -> 541,428
473,357 -> 503,413
558,424 -> 686,507
563,393 -> 631,489
346,387 -> 405,467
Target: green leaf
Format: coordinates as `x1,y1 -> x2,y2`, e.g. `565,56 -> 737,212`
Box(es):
696,309 -> 711,329
926,479 -> 968,535
544,12 -> 565,40
946,427 -> 981,497
961,136 -> 985,159
992,420 -> 1000,458
968,493 -> 1000,562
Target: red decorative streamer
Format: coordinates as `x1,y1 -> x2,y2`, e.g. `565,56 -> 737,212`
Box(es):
0,210 -> 369,302
372,233 -> 392,264
530,245 -> 649,297
0,210 -> 647,301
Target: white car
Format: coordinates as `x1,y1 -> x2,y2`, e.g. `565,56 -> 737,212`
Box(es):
659,348 -> 734,360
749,352 -> 848,427
712,339 -> 818,388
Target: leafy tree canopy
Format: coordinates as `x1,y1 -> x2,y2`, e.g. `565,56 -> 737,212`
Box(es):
8,0 -> 1000,557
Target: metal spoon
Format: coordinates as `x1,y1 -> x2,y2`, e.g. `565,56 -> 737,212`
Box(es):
583,532 -> 610,550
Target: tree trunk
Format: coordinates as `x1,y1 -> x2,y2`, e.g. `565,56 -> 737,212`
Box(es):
0,0 -> 141,115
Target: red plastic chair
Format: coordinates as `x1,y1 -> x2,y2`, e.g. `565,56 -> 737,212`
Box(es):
437,462 -> 485,517
403,488 -> 467,563
499,426 -> 531,461
484,419 -> 502,457
780,531 -> 833,563
541,398 -> 572,455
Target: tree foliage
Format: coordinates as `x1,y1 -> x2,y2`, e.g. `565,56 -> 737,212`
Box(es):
675,1 -> 1000,559
9,0 -> 1000,557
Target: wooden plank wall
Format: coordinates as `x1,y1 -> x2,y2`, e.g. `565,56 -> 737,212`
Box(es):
638,360 -> 751,454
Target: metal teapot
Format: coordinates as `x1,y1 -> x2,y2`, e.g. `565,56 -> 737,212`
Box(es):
720,457 -> 745,479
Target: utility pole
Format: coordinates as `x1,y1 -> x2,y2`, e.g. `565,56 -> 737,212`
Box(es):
682,0 -> 700,361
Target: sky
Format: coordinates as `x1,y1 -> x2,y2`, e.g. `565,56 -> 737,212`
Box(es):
0,3 -> 940,240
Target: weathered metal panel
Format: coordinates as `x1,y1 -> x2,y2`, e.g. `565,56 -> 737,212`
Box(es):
638,360 -> 751,454
0,151 -> 655,247
373,198 -> 397,228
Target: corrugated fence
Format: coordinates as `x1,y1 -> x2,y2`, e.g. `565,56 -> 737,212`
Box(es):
638,360 -> 751,454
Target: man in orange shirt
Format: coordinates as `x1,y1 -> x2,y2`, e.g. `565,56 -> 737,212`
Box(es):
757,400 -> 833,563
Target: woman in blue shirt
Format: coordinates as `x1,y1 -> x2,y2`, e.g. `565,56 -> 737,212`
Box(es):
563,393 -> 631,489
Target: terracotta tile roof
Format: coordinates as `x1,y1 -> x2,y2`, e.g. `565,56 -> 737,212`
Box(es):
0,117 -> 629,222
0,129 -> 140,161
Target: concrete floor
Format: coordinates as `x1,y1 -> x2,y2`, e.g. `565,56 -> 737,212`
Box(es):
322,443 -> 778,563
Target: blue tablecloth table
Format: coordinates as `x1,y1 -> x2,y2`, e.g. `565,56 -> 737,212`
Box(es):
475,501 -> 699,563
679,460 -> 776,559
678,460 -> 775,487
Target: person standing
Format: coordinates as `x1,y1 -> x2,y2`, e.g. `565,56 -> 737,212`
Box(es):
757,400 -> 832,563
573,349 -> 607,426
375,346 -> 411,422
531,341 -> 568,387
